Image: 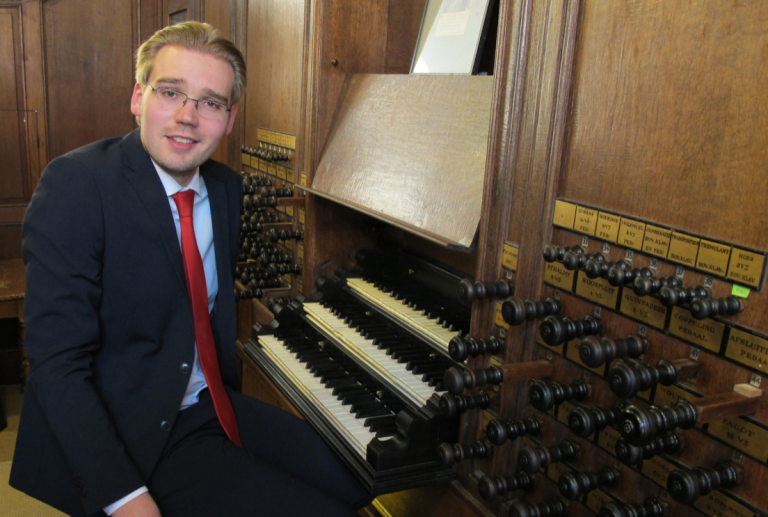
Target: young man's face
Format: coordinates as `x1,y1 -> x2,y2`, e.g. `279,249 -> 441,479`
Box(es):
130,45 -> 238,178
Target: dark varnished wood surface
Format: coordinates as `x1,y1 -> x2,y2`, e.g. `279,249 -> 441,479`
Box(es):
42,0 -> 138,161
562,1 -> 768,251
0,8 -> 27,209
244,0 -> 305,146
312,74 -> 493,249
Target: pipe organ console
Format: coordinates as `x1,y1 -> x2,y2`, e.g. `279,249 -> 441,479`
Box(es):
233,0 -> 768,516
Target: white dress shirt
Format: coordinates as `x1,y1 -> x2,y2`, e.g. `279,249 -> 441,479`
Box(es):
105,162 -> 218,515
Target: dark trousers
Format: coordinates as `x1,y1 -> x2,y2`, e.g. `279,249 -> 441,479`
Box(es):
147,389 -> 372,517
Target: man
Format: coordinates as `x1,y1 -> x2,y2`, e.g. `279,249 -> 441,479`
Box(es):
11,22 -> 369,517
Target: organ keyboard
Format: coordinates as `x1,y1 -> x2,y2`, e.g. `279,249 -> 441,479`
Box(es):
318,249 -> 471,357
344,278 -> 462,355
301,302 -> 445,407
244,257 -> 465,493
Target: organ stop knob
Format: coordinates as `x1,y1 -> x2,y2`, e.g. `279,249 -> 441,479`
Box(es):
667,462 -> 742,504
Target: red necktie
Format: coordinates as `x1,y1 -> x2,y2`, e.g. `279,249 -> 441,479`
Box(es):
172,190 -> 242,446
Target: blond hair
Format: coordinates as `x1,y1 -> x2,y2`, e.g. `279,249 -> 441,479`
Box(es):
135,21 -> 246,105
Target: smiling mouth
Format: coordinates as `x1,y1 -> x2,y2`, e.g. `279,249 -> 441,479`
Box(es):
168,136 -> 197,144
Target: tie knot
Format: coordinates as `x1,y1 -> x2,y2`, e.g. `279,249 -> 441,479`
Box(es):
172,190 -> 196,218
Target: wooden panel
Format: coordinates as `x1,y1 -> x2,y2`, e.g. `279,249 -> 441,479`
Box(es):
244,0 -> 305,143
311,74 -> 493,249
0,8 -> 29,213
373,482 -> 491,517
385,0 -> 429,74
163,0 -> 202,25
140,0 -> 162,41
310,0 -> 390,169
0,227 -> 22,260
21,1 -> 48,193
43,0 -> 138,161
562,1 -> 768,251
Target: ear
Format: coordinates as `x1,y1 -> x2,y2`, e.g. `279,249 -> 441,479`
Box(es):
130,83 -> 145,119
224,104 -> 238,136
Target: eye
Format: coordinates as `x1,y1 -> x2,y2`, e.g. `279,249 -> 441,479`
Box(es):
160,89 -> 179,99
202,100 -> 224,111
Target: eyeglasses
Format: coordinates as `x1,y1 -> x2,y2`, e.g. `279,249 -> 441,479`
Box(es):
148,85 -> 231,121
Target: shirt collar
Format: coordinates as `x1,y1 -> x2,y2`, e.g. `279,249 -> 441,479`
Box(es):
151,159 -> 202,197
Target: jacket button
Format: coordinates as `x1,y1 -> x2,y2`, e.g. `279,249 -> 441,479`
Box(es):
160,421 -> 171,431
180,363 -> 190,374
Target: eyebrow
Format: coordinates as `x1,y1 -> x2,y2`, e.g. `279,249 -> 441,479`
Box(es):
154,78 -> 230,105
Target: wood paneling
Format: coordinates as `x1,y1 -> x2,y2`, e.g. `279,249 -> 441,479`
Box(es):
561,1 -> 768,251
163,0 -> 202,25
140,0 -> 162,41
309,0 -> 390,170
0,227 -> 22,260
0,7 -> 30,225
43,0 -> 138,160
244,0 -> 305,145
385,0 -> 429,74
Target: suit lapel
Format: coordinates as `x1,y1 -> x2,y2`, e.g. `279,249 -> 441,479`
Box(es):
121,129 -> 188,294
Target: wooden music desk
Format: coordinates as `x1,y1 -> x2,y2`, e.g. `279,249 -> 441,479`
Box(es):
0,259 -> 27,388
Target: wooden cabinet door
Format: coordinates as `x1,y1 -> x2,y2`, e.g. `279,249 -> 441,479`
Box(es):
163,0 -> 203,25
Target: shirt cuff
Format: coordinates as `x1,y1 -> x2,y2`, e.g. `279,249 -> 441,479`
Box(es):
103,486 -> 149,515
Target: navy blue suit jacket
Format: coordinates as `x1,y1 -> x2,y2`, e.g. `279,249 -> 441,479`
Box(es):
10,129 -> 243,516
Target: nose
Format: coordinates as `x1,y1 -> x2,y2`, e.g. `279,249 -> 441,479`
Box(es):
174,98 -> 199,125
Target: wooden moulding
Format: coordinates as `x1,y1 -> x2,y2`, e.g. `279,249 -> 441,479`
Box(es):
310,74 -> 494,251
501,360 -> 554,381
275,197 -> 306,207
694,383 -> 763,424
260,222 -> 294,232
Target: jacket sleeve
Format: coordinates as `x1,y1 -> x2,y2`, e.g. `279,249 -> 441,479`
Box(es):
22,157 -> 146,514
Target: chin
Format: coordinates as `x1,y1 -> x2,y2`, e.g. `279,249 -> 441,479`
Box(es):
155,156 -> 206,176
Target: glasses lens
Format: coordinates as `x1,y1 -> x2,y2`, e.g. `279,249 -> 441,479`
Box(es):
198,100 -> 229,120
156,88 -> 185,109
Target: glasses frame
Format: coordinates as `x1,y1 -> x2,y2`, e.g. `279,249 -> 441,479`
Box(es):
147,84 -> 232,118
